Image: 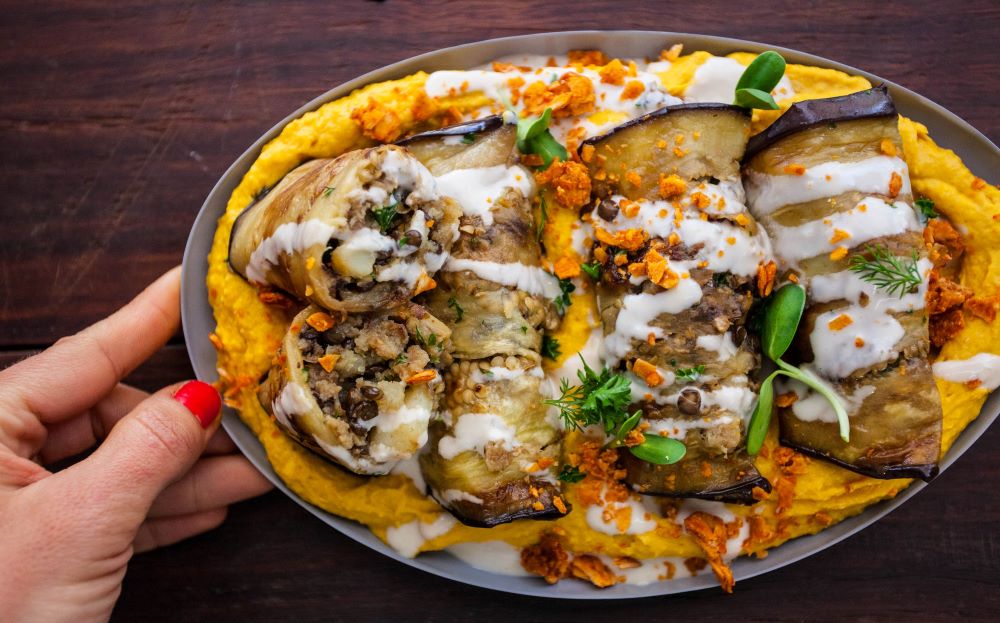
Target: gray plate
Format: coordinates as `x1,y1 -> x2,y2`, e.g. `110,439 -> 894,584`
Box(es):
181,31 -> 1000,599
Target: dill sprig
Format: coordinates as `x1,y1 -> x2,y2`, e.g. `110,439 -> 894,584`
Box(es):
545,357 -> 632,433
370,201 -> 399,233
848,244 -> 922,298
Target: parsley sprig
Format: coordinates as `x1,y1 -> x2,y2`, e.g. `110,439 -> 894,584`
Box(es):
546,357 -> 686,465
541,334 -> 561,360
554,277 -> 575,314
371,201 -> 399,234
674,364 -> 705,382
848,244 -> 922,298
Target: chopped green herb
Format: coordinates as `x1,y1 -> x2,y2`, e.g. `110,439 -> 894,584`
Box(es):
674,364 -> 705,382
557,465 -> 585,483
516,107 -> 569,169
520,325 -> 528,334
371,202 -> 399,233
460,133 -> 476,144
541,335 -> 561,360
915,197 -> 939,223
581,261 -> 602,280
733,50 -> 786,111
554,277 -> 575,314
323,186 -> 337,198
848,244 -> 922,298
712,271 -> 732,288
392,353 -> 408,366
536,196 -> 548,243
447,296 -> 464,322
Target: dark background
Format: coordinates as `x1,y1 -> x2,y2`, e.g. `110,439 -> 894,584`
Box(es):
1,1 -> 997,621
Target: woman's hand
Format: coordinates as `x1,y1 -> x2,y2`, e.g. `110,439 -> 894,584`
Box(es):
0,267 -> 272,623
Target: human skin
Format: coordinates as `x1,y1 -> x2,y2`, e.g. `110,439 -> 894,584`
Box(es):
0,267 -> 273,623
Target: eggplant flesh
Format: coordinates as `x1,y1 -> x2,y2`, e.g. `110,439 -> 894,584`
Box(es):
742,88 -> 942,481
406,119 -> 565,526
228,145 -> 460,313
585,105 -> 771,503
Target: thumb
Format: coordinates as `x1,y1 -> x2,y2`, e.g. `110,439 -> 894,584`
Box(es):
68,380 -> 221,525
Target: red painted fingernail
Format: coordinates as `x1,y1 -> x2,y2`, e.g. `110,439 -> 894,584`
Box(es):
173,381 -> 221,429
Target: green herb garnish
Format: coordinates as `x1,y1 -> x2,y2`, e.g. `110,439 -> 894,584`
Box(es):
674,364 -> 705,382
392,353 -> 408,366
733,51 -> 786,111
371,201 -> 399,233
557,465 -> 586,483
546,357 -> 686,465
460,133 -> 476,145
554,277 -> 575,314
542,335 -> 561,360
447,296 -> 464,322
323,186 -> 337,198
848,244 -> 922,298
517,107 -> 569,169
581,261 -> 602,280
712,271 -> 732,288
915,197 -> 939,223
746,284 -> 849,455
536,196 -> 548,243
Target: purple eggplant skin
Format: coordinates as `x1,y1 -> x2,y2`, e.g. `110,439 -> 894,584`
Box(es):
744,86 -> 896,161
396,115 -> 503,145
620,450 -> 773,505
580,102 -> 750,153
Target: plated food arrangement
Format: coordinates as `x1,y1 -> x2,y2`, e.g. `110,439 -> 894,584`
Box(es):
201,40 -> 1000,593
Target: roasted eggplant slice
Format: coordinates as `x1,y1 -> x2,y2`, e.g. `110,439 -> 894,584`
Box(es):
582,104 -> 772,503
257,303 -> 450,475
742,87 -> 942,480
229,145 -> 460,313
405,118 -> 567,525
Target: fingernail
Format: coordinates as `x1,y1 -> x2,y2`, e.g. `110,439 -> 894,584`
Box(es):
173,381 -> 221,428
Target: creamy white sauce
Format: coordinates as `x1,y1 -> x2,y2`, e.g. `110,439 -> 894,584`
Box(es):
684,56 -> 794,104
469,365 -> 537,383
446,541 -> 530,577
437,412 -> 518,460
270,381 -> 314,429
769,197 -> 920,264
434,165 -> 533,227
442,257 -> 562,299
778,366 -> 873,423
810,304 -> 906,378
386,514 -> 457,558
810,258 -> 931,310
933,353 -> 1000,390
246,218 -> 338,284
584,487 -> 658,536
380,147 -> 440,203
604,278 -> 703,364
369,403 -> 432,434
375,261 -> 425,287
389,455 -> 426,493
745,156 -> 911,217
696,332 -> 738,361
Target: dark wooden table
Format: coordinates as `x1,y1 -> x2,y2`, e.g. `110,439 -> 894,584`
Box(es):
2,1 -> 997,620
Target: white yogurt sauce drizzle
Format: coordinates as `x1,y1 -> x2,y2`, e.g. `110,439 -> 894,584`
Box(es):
603,279 -> 704,364
434,165 -> 533,227
442,257 -> 562,299
386,514 -> 457,558
684,56 -> 795,104
446,541 -> 530,577
933,353 -> 1000,390
437,412 -> 518,460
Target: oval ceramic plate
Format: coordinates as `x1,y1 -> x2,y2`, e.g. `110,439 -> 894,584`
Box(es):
181,31 -> 1000,599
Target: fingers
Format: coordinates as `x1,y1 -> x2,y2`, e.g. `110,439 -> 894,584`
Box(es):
0,267 -> 181,447
37,384 -> 149,465
133,508 -> 228,553
60,381 -> 221,527
147,454 -> 272,518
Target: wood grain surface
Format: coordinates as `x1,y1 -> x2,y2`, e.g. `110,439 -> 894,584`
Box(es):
1,1 -> 997,620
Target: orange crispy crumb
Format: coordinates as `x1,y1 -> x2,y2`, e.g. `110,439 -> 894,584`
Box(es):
972,177 -> 987,190
258,289 -> 295,309
673,146 -> 688,158
775,391 -> 798,408
854,337 -> 866,348
690,191 -> 711,210
521,533 -> 570,584
554,255 -> 581,279
522,72 -> 595,118
658,173 -> 687,198
735,213 -> 750,227
553,496 -> 568,514
580,143 -> 595,163
661,43 -> 683,61
644,249 -> 680,289
757,260 -> 777,297
568,49 -> 608,66
633,358 -> 663,387
788,273 -> 800,283
594,226 -> 648,251
620,80 -> 645,100
879,138 -> 898,157
888,171 -> 903,198
350,98 -> 403,142
829,228 -> 852,244
534,160 -> 592,209
625,170 -> 642,187
318,354 -> 340,373
783,164 -> 806,175
965,293 -> 1000,323
598,58 -> 627,85
208,332 -> 224,351
647,332 -> 657,345
305,256 -> 317,270
829,246 -> 849,261
405,369 -> 437,384
306,311 -> 335,332
828,314 -> 853,331
570,555 -> 620,588
683,513 -> 736,593
414,274 -> 437,295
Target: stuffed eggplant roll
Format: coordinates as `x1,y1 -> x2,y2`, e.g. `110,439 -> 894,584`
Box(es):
257,303 -> 451,475
229,145 -> 460,313
742,87 -> 942,480
582,104 -> 774,503
401,117 -> 567,525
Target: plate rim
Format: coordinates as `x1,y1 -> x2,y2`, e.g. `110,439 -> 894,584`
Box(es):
181,30 -> 1000,600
